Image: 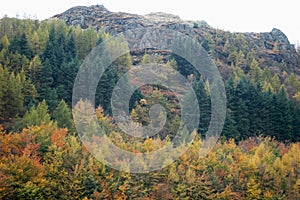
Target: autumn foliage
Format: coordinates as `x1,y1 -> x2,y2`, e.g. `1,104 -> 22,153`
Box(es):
0,16 -> 300,199
0,119 -> 299,199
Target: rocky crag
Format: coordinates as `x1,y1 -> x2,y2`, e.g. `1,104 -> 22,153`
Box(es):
53,5 -> 299,75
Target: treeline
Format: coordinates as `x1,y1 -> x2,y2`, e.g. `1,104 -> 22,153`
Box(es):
0,116 -> 299,199
0,17 -> 300,143
171,74 -> 300,142
223,77 -> 300,142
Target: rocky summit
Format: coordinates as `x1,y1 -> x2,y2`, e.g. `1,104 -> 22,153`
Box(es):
53,5 -> 299,75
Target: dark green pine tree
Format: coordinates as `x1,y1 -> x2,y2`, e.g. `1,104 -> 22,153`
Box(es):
56,31 -> 67,63
192,78 -> 211,137
52,31 -> 66,87
19,69 -> 38,110
8,33 -> 33,59
232,77 -> 250,141
291,103 -> 300,142
7,35 -> 19,53
50,31 -> 66,89
41,26 -> 59,73
47,88 -> 59,111
246,83 -> 265,136
222,108 -> 239,140
222,78 -> 239,139
225,78 -> 235,104
271,88 -> 293,141
41,26 -> 79,105
66,33 -> 77,62
96,66 -> 119,115
57,59 -> 80,104
19,33 -> 34,59
38,59 -> 53,95
260,88 -> 274,136
38,59 -> 58,110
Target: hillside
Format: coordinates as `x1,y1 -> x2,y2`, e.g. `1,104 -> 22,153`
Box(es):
0,4 -> 300,199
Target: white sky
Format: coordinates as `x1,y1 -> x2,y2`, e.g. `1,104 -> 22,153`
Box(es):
0,0 -> 299,45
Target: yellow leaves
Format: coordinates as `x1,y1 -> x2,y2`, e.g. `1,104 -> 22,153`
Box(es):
271,74 -> 282,93
293,92 -> 300,104
1,118 -> 300,199
280,143 -> 300,176
0,154 -> 45,195
246,178 -> 261,200
130,109 -> 139,123
141,54 -> 152,64
272,157 -> 283,179
143,137 -> 154,152
168,164 -> 179,182
263,190 -> 274,199
293,180 -> 300,196
139,98 -> 147,106
262,81 -> 273,92
185,168 -> 196,184
254,142 -> 266,158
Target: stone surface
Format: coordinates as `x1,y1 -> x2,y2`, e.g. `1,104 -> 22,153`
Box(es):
53,5 -> 299,74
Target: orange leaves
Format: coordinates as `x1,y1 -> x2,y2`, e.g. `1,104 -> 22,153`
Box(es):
51,128 -> 68,147
117,180 -> 129,199
0,130 -> 45,199
22,143 -> 41,161
278,143 -> 289,156
0,131 -> 36,158
216,185 -> 240,200
95,105 -> 105,119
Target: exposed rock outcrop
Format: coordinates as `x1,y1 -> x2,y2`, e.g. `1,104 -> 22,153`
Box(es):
53,5 -> 299,74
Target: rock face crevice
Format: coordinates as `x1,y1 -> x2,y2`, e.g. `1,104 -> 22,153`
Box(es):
53,5 -> 299,74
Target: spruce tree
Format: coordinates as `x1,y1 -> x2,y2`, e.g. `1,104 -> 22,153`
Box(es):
66,33 -> 77,62
232,77 -> 250,140
96,67 -> 119,115
192,78 -> 211,137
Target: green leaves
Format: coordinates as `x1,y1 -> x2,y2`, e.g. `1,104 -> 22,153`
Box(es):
22,100 -> 51,127
52,100 -> 73,132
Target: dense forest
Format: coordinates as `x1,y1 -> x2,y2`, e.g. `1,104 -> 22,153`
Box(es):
0,16 -> 299,199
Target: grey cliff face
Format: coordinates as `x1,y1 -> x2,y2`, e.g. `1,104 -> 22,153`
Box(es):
53,5 -> 299,74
